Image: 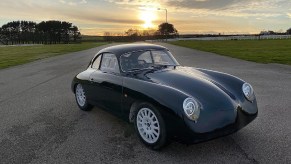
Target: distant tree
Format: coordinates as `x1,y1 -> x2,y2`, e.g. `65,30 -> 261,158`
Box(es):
115,32 -> 124,36
158,23 -> 178,36
20,21 -> 37,44
287,28 -> 291,35
0,27 -> 6,45
262,29 -> 286,35
0,20 -> 81,45
0,21 -> 21,44
142,29 -> 157,36
71,25 -> 81,42
125,28 -> 141,36
103,32 -> 112,41
36,20 -> 81,44
124,28 -> 141,41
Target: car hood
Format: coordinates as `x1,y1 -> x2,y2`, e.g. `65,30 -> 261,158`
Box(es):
144,66 -> 240,111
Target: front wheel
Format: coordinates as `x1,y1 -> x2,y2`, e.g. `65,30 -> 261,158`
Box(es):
75,83 -> 93,111
134,103 -> 167,150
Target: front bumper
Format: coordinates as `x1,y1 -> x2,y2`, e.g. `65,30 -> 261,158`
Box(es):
175,107 -> 258,144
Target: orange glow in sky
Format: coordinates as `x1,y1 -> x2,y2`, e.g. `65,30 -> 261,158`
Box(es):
0,0 -> 290,35
139,9 -> 157,28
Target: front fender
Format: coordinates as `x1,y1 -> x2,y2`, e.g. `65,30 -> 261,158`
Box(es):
122,77 -> 189,119
197,68 -> 258,115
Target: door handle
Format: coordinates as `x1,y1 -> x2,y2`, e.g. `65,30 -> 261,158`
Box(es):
90,78 -> 103,83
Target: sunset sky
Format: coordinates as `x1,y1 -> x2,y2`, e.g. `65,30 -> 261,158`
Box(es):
0,0 -> 291,35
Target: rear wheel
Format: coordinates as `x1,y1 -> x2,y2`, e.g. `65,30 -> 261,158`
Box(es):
75,83 -> 93,111
134,103 -> 167,150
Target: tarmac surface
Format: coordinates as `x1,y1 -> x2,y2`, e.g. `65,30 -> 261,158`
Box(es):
0,43 -> 290,163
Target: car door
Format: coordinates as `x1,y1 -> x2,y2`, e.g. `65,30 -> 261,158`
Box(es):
85,54 -> 102,103
89,53 -> 123,116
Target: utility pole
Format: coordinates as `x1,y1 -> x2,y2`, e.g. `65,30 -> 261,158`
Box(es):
157,8 -> 167,23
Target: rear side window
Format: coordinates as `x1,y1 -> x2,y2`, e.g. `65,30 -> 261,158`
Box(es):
92,55 -> 101,69
100,53 -> 120,74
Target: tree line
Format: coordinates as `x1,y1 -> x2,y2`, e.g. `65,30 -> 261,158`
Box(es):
103,22 -> 179,42
259,28 -> 291,35
0,20 -> 81,45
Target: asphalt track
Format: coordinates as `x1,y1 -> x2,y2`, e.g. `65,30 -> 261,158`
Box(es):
0,43 -> 290,163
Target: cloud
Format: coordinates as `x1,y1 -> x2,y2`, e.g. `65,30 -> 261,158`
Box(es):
167,0 -> 288,18
59,0 -> 87,6
1,0 -> 291,35
66,12 -> 142,25
0,0 -> 141,27
105,0 -> 239,9
165,0 -> 237,10
106,0 -> 289,18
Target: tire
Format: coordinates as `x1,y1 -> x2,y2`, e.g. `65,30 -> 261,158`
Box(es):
134,102 -> 167,150
75,83 -> 93,111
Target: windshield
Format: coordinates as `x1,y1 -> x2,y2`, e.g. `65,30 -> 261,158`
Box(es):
120,50 -> 179,72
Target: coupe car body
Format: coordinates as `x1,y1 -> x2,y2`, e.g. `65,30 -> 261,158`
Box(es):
72,43 -> 258,149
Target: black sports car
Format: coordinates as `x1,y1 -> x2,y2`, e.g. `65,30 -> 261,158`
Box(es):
72,43 -> 258,150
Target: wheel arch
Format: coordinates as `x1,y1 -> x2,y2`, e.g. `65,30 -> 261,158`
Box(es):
128,100 -> 141,123
128,99 -> 166,123
124,79 -> 190,124
72,82 -> 78,94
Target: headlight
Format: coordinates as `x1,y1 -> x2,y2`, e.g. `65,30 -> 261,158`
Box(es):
242,83 -> 255,101
183,98 -> 201,122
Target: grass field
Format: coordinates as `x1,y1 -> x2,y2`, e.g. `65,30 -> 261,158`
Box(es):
170,39 -> 291,65
0,42 -> 107,69
81,35 -> 105,42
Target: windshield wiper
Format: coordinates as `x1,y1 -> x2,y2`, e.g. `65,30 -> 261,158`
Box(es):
150,65 -> 177,70
126,65 -> 177,73
126,67 -> 154,72
127,68 -> 143,72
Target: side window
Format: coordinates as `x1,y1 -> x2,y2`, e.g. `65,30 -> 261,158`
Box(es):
138,51 -> 152,64
100,53 -> 120,74
92,55 -> 101,69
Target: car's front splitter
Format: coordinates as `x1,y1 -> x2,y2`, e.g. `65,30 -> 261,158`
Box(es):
175,107 -> 258,144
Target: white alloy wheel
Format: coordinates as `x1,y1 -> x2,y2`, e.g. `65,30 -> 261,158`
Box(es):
76,84 -> 86,107
136,108 -> 160,144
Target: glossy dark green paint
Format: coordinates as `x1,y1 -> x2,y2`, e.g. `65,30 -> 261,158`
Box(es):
71,43 -> 258,144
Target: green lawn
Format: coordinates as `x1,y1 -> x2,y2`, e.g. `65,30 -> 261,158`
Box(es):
0,42 -> 107,69
170,39 -> 291,65
81,35 -> 105,42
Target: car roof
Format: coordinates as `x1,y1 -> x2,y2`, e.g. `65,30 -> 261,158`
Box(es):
98,43 -> 168,56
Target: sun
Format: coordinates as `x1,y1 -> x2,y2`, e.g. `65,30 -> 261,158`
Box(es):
139,10 -> 157,28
